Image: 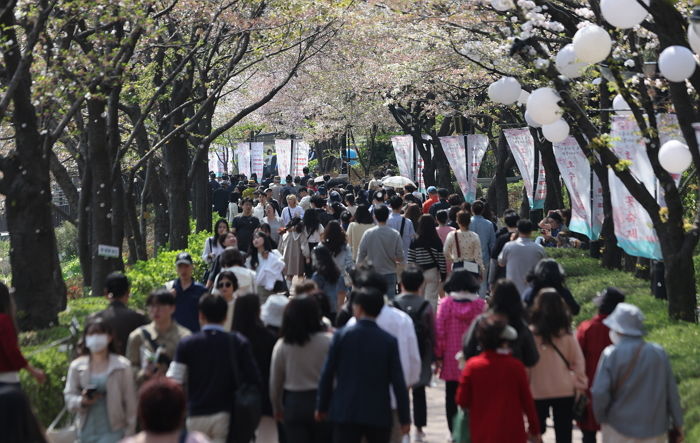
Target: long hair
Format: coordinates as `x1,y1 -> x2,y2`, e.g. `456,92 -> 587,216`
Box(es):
354,205 -> 373,224
0,283 -> 17,334
404,203 -> 421,230
321,220 -> 346,256
303,208 -> 321,236
249,232 -> 273,270
280,295 -> 324,346
286,216 -> 304,234
491,279 -> 527,323
313,244 -> 341,283
214,219 -> 230,246
529,288 -> 571,343
231,293 -> 263,336
415,214 -> 442,247
529,259 -> 567,294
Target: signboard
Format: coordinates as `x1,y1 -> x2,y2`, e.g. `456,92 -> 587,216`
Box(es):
97,244 -> 120,258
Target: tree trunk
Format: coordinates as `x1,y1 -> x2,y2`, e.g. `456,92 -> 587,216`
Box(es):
660,227 -> 698,321
486,134 -> 511,216
150,163 -> 170,255
539,140 -> 564,211
163,132 -> 190,250
78,166 -> 92,287
193,153 -> 211,232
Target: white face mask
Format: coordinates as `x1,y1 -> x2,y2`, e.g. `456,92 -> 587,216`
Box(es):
86,334 -> 110,352
609,330 -> 622,345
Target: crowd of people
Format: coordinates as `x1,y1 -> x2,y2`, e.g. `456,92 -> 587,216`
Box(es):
0,168 -> 686,443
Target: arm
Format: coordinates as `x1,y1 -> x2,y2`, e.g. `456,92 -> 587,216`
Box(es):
121,365 -> 138,435
563,289 -> 581,316
202,238 -> 211,262
455,365 -> 471,409
569,335 -> 588,391
356,231 -> 369,263
403,318 -> 422,387
516,361 -> 541,436
498,244 -> 508,267
342,247 -> 354,273
436,248 -> 447,281
388,339 -> 411,426
316,333 -> 340,415
519,326 -> 540,368
0,316 -> 28,371
443,231 -> 454,261
63,361 -> 84,412
434,301 -> 446,360
470,236 -> 485,276
394,235 -> 404,264
461,316 -> 481,360
590,348 -> 613,424
125,331 -> 143,382
269,340 -> 286,418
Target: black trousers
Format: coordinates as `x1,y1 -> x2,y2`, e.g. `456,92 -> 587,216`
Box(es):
582,429 -> 597,443
283,390 -> 330,443
535,396 -> 575,443
412,386 -> 427,428
333,423 -> 391,443
445,380 -> 459,433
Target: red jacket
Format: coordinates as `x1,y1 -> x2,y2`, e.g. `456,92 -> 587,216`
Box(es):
576,314 -> 612,431
422,196 -> 438,214
456,351 -> 539,442
0,313 -> 27,372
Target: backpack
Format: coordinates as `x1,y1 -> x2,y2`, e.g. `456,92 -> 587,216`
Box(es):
393,297 -> 430,357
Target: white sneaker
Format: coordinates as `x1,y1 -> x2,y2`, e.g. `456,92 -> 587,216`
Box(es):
413,429 -> 426,442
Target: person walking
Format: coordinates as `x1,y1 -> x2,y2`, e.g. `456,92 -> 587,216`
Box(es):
270,296 -> 332,443
346,205 -> 374,261
356,205 -> 404,299
167,294 -> 261,443
214,248 -> 256,296
393,265 -> 436,443
407,214 -> 446,311
576,287 -> 625,443
248,232 -> 286,303
64,320 -> 137,442
522,259 -> 580,316
316,287 -> 411,443
529,289 -> 587,443
387,195 -> 416,262
489,209 -> 519,289
167,253 -> 208,333
319,220 -> 354,286
231,198 -> 261,253
455,314 -> 542,443
591,303 -> 684,443
498,220 -> 546,295
443,210 -> 484,280
468,201 -> 495,296
263,203 -> 284,244
279,217 -> 310,289
282,195 -> 305,226
434,270 -> 487,435
202,219 -> 230,267
311,245 -> 346,325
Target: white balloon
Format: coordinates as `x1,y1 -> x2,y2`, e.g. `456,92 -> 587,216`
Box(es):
658,45 -> 697,82
488,81 -> 502,103
517,90 -> 530,106
555,44 -> 589,79
600,0 -> 649,29
525,110 -> 542,128
488,77 -> 521,105
612,94 -> 632,116
573,25 -> 613,64
658,140 -> 692,174
542,119 -> 570,143
491,0 -> 514,12
689,26 -> 700,55
526,87 -> 562,125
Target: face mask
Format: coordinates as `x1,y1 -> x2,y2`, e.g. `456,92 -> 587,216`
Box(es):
86,334 -> 109,352
609,330 -> 622,345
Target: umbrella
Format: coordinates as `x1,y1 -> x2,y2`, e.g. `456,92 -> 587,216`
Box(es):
313,176 -> 325,184
382,176 -> 416,188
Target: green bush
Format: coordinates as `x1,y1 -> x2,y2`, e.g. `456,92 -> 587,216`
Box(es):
55,221 -> 79,261
20,347 -> 71,426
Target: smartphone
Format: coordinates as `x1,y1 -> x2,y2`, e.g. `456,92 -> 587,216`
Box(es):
85,385 -> 98,399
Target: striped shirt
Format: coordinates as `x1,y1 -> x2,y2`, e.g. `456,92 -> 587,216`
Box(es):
408,238 -> 447,280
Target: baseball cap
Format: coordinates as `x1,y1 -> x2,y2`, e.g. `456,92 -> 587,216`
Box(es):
318,186 -> 327,195
175,252 -> 193,266
427,186 -> 437,194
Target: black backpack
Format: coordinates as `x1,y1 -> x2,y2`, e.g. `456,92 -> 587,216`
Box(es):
393,297 -> 430,357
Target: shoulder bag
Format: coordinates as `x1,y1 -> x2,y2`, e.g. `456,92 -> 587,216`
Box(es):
550,340 -> 588,422
227,334 -> 262,443
452,232 -> 480,276
46,407 -> 77,443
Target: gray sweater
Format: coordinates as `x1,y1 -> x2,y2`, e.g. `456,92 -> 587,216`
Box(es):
356,225 -> 404,274
269,332 -> 332,415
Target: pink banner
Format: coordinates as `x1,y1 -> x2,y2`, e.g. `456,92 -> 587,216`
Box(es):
553,137 -> 592,239
391,135 -> 414,180
504,128 -> 546,209
591,173 -> 603,241
237,143 -> 251,177
250,142 -> 264,179
440,136 -> 469,198
292,140 -> 310,178
466,134 -> 489,202
609,116 -> 660,259
275,139 -> 292,183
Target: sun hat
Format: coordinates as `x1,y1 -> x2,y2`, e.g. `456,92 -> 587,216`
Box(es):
260,294 -> 289,328
603,302 -> 645,336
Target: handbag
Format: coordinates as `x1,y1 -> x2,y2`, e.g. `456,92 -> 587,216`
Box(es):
451,408 -> 471,443
227,335 -> 262,443
453,232 -> 480,277
46,406 -> 77,443
550,341 -> 588,422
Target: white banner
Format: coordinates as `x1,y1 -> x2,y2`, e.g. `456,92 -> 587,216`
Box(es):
237,143 -> 251,177
275,139 -> 292,183
293,140 -> 310,178
467,134 -> 489,202
504,128 -> 546,209
208,145 -> 231,176
553,137 -> 592,239
250,142 -> 264,180
440,135 -> 469,198
591,173 -> 604,241
609,116 -> 661,260
391,135 -> 414,180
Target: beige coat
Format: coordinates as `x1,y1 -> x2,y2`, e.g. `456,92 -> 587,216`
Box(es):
64,354 -> 137,435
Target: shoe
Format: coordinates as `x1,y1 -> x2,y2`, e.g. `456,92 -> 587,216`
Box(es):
413,429 -> 425,442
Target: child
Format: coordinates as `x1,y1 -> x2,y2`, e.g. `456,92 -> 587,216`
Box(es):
455,313 -> 541,443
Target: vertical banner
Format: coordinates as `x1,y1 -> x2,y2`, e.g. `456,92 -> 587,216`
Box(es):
553,137 -> 592,239
236,142 -> 251,178
292,140 -> 310,178
391,135 -> 414,180
609,116 -> 661,260
504,128 -> 546,209
466,134 -> 489,202
250,142 -> 264,180
209,145 -> 230,176
591,173 -> 604,241
275,139 -> 292,183
440,135 -> 469,198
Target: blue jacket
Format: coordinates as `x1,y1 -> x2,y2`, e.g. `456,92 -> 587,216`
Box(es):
317,319 -> 411,429
470,215 -> 496,265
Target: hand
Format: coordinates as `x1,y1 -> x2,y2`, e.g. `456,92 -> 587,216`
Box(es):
80,390 -> 100,407
314,410 -> 327,422
28,365 -> 46,384
528,432 -> 542,443
433,360 -> 443,374
400,424 -> 410,435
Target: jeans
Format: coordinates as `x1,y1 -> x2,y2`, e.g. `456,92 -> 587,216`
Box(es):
382,273 -> 397,300
412,386 -> 427,428
445,380 -> 459,433
535,396 -> 575,443
283,390 -> 330,443
333,423 -> 391,443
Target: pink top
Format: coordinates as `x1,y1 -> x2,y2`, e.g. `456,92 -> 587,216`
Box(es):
436,225 -> 455,245
528,330 -> 588,399
434,294 -> 486,381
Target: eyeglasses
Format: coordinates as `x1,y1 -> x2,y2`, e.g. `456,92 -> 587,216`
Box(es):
217,281 -> 233,289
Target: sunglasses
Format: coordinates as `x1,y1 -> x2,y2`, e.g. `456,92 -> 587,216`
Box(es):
217,281 -> 233,289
